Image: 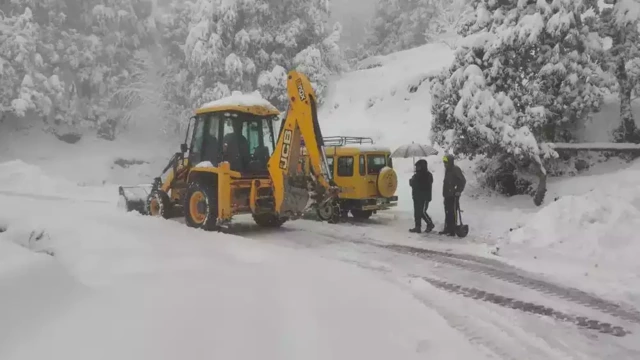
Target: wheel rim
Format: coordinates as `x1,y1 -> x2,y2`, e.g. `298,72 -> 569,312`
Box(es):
317,203 -> 335,220
149,197 -> 160,216
189,191 -> 206,224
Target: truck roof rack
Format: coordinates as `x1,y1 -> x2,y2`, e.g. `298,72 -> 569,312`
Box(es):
323,136 -> 374,147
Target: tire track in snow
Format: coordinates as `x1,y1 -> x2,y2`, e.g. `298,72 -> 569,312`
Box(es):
267,226 -> 632,339
419,276 -> 630,337
292,224 -> 640,325
340,257 -> 600,360
380,243 -> 640,325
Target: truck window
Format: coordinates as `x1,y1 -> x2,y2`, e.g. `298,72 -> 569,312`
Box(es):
337,156 -> 354,177
367,154 -> 387,174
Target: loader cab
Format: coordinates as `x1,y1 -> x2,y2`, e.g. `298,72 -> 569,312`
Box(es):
188,107 -> 280,176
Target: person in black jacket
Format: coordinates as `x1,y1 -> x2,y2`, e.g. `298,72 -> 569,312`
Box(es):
409,159 -> 435,233
440,154 -> 466,236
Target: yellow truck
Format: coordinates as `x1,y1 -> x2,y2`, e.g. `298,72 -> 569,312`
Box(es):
300,136 -> 398,222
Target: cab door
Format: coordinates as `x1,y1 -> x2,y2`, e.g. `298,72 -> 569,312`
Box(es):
334,155 -> 357,199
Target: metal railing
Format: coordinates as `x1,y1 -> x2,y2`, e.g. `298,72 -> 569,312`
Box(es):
322,136 -> 374,147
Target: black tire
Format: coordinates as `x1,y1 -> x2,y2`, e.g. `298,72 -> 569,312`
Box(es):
253,213 -> 287,228
317,201 -> 341,224
351,209 -> 373,220
146,190 -> 172,219
327,202 -> 341,224
184,181 -> 218,231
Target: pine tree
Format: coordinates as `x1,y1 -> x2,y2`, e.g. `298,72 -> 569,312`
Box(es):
430,0 -> 608,204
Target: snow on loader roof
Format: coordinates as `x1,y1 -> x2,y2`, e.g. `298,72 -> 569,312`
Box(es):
195,90 -> 280,117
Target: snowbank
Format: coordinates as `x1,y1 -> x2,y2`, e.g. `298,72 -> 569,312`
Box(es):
0,231 -> 80,351
509,161 -> 640,264
488,160 -> 640,303
0,160 -> 117,203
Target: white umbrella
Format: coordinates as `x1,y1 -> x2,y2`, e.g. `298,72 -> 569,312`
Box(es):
391,143 -> 439,159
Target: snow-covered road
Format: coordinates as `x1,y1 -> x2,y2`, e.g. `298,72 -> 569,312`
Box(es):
2,188 -> 639,359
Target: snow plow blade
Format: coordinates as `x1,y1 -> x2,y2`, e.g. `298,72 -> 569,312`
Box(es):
117,184 -> 153,215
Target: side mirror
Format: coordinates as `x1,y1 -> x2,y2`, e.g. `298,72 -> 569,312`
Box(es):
180,143 -> 188,153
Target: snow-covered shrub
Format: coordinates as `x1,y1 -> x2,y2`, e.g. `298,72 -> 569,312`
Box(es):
475,155 -> 537,197
430,0 -> 608,205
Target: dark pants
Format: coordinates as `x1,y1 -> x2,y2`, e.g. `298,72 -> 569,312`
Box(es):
443,196 -> 457,233
413,196 -> 434,229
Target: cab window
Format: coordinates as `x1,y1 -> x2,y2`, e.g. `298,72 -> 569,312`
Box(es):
191,117 -> 205,155
337,156 -> 354,177
359,155 -> 365,176
191,114 -> 221,164
326,156 -> 334,171
367,154 -> 387,174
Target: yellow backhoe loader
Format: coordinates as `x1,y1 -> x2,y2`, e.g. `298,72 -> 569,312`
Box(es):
118,70 -> 340,230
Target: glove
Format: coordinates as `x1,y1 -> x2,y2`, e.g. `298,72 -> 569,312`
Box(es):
454,192 -> 461,197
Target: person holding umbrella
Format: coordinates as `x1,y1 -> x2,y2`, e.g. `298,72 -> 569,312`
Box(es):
440,154 -> 466,236
409,159 -> 435,233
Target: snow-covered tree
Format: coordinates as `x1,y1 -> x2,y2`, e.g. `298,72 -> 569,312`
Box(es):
598,0 -> 640,143
0,8 -> 57,118
159,0 -> 343,123
424,0 -> 471,48
365,0 -> 458,55
430,0 -> 608,205
0,0 -> 157,137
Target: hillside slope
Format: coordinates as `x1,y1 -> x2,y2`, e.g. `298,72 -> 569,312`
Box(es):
320,43 -> 454,147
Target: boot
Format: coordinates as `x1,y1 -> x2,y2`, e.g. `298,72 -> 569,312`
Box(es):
409,227 -> 422,233
438,228 -> 449,235
425,223 -> 435,233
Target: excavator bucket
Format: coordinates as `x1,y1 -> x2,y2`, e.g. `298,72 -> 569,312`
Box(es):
117,184 -> 153,214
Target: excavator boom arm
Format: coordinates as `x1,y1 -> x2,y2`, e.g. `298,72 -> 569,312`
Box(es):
267,71 -> 336,217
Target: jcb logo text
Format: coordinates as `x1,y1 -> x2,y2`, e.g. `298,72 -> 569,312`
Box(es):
279,129 -> 293,170
296,79 -> 306,101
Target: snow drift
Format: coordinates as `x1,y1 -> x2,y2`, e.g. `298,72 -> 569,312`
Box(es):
509,160 -> 640,264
